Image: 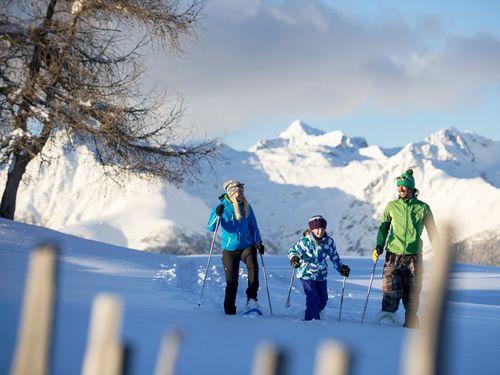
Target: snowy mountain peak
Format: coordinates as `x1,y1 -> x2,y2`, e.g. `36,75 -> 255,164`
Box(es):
427,127 -> 469,148
421,127 -> 481,163
279,119 -> 325,139
426,127 -> 495,152
251,120 -> 368,151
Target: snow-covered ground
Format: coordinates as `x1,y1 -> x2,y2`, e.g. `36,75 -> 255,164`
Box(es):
1,218 -> 499,374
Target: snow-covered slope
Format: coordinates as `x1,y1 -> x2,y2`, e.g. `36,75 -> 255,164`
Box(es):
0,134 -> 211,254
2,121 -> 500,261
1,218 -> 500,375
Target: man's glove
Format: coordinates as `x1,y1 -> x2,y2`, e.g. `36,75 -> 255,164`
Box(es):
215,204 -> 224,217
372,246 -> 384,262
339,264 -> 350,277
290,256 -> 301,268
256,241 -> 265,255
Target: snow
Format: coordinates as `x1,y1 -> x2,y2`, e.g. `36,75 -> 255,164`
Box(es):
1,129 -> 35,162
71,0 -> 83,15
1,218 -> 499,374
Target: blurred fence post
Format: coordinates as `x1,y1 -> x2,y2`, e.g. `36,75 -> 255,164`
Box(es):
81,294 -> 124,375
10,243 -> 58,375
402,223 -> 454,375
252,342 -> 286,375
154,329 -> 183,375
313,341 -> 351,375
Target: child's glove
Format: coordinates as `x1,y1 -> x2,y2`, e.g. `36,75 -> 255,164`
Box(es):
290,256 -> 301,268
372,246 -> 384,262
339,264 -> 350,277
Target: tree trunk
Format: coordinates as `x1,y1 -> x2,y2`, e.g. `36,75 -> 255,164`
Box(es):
0,153 -> 33,219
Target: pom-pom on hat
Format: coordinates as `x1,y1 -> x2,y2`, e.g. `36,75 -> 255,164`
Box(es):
396,169 -> 415,189
223,180 -> 244,197
308,215 -> 327,230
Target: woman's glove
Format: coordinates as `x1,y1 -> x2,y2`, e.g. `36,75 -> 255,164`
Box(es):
255,242 -> 265,254
215,204 -> 224,217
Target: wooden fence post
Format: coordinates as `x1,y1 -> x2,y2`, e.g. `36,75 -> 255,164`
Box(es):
81,293 -> 124,375
402,224 -> 454,375
10,244 -> 58,375
252,342 -> 286,375
313,341 -> 351,375
154,329 -> 183,375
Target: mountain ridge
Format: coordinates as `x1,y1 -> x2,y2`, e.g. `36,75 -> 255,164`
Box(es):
2,121 -> 499,264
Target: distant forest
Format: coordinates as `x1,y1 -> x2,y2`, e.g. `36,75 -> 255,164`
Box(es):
451,234 -> 500,266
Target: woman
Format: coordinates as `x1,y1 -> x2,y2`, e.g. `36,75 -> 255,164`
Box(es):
207,180 -> 265,315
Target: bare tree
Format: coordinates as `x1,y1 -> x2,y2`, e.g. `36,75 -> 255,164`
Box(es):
0,0 -> 218,219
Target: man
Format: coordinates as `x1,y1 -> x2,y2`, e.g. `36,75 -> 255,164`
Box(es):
207,180 -> 265,315
372,169 -> 439,328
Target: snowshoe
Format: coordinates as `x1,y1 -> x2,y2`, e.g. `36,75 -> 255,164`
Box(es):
242,299 -> 263,317
375,310 -> 402,326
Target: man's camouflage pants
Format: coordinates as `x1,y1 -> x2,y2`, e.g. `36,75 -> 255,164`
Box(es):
382,251 -> 423,318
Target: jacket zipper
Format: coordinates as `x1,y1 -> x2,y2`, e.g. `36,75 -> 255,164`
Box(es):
404,200 -> 409,254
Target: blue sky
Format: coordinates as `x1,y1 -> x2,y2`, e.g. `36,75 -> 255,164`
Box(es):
151,0 -> 500,149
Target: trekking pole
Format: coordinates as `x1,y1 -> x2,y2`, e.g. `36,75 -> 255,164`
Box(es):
361,259 -> 378,323
284,268 -> 296,308
197,217 -> 220,310
338,275 -> 347,321
260,253 -> 273,315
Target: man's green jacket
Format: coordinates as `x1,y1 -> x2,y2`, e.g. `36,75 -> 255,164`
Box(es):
376,197 -> 439,255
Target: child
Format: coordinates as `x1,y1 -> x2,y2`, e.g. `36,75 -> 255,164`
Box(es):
288,215 -> 350,321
